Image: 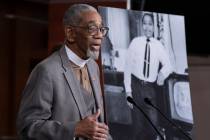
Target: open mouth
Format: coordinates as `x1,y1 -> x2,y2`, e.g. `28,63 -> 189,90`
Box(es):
91,43 -> 101,50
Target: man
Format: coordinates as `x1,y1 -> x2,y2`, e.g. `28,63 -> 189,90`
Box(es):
17,4 -> 111,140
124,13 -> 173,139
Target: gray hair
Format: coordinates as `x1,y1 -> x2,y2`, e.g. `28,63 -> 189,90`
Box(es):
63,4 -> 97,26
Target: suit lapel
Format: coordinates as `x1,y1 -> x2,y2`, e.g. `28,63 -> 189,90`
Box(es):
59,46 -> 87,119
87,60 -> 104,122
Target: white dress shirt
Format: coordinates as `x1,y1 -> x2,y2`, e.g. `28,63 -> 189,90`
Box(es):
65,45 -> 89,68
124,36 -> 173,93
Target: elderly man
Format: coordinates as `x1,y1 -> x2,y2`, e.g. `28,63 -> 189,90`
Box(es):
17,4 -> 111,140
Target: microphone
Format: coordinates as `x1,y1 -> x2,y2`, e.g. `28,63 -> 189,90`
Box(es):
127,96 -> 137,105
144,98 -> 192,140
127,97 -> 165,140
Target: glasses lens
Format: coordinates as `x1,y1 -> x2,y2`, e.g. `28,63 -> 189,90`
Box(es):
88,26 -> 98,35
88,26 -> 109,36
101,27 -> 109,36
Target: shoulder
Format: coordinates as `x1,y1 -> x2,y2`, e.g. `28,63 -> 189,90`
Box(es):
32,51 -> 62,76
130,36 -> 144,44
128,36 -> 144,50
151,38 -> 163,47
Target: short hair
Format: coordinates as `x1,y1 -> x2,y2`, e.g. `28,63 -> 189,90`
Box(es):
63,4 -> 97,26
142,13 -> 154,24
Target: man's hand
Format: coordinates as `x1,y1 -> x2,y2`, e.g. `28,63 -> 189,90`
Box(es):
74,109 -> 109,140
126,92 -> 133,109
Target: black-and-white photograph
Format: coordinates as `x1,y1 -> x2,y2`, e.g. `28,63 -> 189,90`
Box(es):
99,7 -> 194,140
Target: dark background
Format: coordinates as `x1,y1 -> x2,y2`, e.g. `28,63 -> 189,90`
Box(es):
0,0 -> 209,139
131,0 -> 210,56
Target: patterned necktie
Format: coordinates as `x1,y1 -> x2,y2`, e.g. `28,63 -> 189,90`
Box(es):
143,38 -> 150,78
70,61 -> 92,94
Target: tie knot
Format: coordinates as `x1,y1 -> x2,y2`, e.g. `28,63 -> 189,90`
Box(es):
146,38 -> 150,42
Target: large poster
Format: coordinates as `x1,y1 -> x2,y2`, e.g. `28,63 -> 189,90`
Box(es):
99,7 -> 194,140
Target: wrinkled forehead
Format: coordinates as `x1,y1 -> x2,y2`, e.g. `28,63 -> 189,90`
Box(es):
79,11 -> 102,26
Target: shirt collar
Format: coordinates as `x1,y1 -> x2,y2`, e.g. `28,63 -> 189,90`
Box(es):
65,45 -> 89,68
143,36 -> 154,42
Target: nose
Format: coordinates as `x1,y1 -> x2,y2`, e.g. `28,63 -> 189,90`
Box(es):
94,29 -> 103,39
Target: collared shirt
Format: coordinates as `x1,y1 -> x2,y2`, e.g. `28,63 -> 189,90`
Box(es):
65,45 -> 89,68
124,36 -> 173,93
65,45 -> 92,94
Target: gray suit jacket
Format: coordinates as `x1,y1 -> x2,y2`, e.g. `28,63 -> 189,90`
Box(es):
17,46 -> 110,140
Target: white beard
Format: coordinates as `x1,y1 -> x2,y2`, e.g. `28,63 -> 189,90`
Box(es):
86,47 -> 99,60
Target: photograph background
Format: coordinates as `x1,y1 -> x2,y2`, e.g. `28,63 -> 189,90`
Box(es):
99,7 -> 194,140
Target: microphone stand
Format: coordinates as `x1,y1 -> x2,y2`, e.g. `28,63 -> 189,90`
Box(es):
127,97 -> 165,140
144,98 -> 192,140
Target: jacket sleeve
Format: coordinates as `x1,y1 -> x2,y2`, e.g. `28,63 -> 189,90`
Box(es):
16,64 -> 76,140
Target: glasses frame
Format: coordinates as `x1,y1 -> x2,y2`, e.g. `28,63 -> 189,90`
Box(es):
68,24 -> 109,37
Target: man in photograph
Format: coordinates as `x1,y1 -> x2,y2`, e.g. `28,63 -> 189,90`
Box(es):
124,13 -> 173,139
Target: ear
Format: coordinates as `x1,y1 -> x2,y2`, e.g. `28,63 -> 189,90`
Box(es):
64,26 -> 75,43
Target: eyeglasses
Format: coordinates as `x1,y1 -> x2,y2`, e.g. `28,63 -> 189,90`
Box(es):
69,25 -> 109,37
